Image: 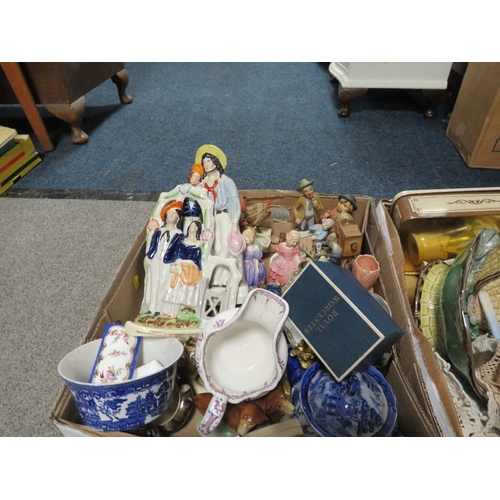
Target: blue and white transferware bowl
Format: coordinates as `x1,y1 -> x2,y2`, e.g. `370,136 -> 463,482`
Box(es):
299,362 -> 397,437
58,336 -> 183,432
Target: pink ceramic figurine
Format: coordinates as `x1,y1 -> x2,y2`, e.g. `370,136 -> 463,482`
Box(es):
268,230 -> 305,287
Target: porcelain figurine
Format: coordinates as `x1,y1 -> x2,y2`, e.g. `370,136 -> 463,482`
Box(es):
141,200 -> 185,315
177,163 -> 204,195
194,392 -> 269,436
324,194 -> 357,226
292,179 -> 324,231
134,164 -> 216,330
268,230 -> 305,287
327,242 -> 343,266
196,144 -> 248,298
310,218 -> 335,254
163,220 -> 204,308
242,226 -> 266,288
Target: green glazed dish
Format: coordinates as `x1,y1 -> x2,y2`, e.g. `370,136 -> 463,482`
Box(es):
441,229 -> 500,401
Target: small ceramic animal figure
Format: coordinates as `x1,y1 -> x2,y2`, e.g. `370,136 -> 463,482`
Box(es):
268,230 -> 305,286
242,227 -> 266,288
292,179 -> 324,231
324,194 -> 357,226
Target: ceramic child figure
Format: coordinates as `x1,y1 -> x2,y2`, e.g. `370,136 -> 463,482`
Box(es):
310,218 -> 335,250
242,227 -> 266,288
292,179 -> 324,231
141,200 -> 184,314
163,220 -> 204,308
188,163 -> 203,187
178,163 -> 206,198
268,230 -> 305,287
196,144 -> 246,290
324,194 -> 357,226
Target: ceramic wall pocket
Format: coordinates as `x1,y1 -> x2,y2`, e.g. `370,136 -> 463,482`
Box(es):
195,288 -> 289,435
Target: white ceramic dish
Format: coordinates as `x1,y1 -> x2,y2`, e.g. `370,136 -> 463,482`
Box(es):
195,288 -> 289,435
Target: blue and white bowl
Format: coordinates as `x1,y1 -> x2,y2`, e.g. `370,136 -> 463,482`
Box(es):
58,336 -> 183,432
299,362 -> 397,437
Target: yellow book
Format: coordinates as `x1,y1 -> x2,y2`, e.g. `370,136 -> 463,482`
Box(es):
0,135 -> 36,173
0,152 -> 41,196
0,126 -> 17,149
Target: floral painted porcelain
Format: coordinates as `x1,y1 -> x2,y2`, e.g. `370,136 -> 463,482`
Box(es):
89,324 -> 142,384
297,362 -> 397,437
58,336 -> 183,432
195,288 -> 289,435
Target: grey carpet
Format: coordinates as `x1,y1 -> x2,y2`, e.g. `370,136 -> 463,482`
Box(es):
0,197 -> 153,436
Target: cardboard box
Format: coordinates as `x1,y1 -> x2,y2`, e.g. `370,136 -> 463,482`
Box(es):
381,188 -> 500,437
50,189 -> 455,437
447,62 -> 500,169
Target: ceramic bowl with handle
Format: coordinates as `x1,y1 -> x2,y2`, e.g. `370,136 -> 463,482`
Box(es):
195,288 -> 289,435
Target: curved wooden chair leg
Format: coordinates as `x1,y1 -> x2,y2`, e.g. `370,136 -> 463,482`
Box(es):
111,69 -> 133,104
45,96 -> 88,144
337,85 -> 367,117
421,88 -> 448,118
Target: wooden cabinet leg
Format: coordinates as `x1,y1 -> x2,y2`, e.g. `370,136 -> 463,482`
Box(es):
421,88 -> 448,118
0,62 -> 55,152
111,69 -> 133,104
337,85 -> 367,117
45,96 -> 88,144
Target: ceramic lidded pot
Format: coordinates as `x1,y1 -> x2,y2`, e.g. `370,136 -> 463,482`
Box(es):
58,336 -> 184,432
298,362 -> 397,437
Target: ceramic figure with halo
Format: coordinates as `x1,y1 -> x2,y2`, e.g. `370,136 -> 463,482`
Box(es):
127,145 -> 250,338
196,144 -> 249,305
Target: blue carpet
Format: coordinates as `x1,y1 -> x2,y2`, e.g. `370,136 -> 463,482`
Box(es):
4,62 -> 500,199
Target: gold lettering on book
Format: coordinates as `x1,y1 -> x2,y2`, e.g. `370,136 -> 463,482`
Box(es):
303,295 -> 342,335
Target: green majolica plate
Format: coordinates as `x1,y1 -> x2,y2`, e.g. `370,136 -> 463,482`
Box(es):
441,229 -> 500,401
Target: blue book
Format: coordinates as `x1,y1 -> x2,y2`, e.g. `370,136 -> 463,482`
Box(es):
282,260 -> 405,382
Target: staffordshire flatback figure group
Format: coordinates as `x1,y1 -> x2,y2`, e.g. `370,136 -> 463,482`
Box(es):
135,150 -> 371,334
